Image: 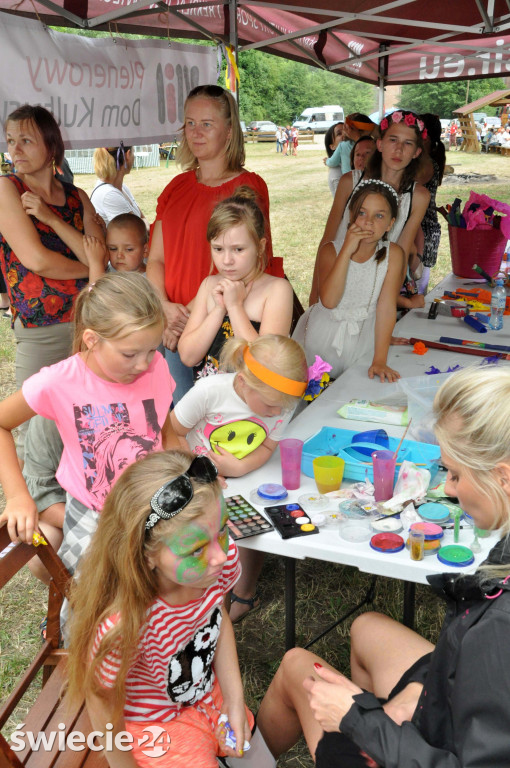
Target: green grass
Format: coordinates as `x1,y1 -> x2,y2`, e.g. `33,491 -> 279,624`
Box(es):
1,145 -> 510,765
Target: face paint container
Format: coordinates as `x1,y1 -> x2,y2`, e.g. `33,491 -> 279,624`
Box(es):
409,529 -> 425,561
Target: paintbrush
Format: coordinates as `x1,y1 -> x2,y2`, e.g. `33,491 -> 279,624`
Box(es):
439,336 -> 510,353
393,419 -> 412,461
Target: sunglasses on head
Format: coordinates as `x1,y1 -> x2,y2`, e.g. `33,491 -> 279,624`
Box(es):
188,84 -> 226,99
145,456 -> 218,532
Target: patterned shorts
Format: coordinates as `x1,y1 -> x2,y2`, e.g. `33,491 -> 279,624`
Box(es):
126,679 -> 254,768
58,494 -> 99,576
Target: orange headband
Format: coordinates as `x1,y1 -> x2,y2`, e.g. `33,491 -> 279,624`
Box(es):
346,118 -> 374,132
243,347 -> 307,397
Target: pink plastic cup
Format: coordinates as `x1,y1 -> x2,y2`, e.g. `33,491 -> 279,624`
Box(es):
371,450 -> 397,502
280,439 -> 304,490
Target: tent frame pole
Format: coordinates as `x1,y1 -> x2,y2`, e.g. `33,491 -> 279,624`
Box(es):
228,0 -> 240,103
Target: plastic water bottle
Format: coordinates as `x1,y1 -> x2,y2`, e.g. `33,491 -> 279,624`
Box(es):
489,278 -> 505,330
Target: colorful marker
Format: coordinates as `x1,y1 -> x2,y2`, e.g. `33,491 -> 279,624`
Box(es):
439,337 -> 510,353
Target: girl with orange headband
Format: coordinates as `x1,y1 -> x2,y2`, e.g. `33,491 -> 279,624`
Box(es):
310,110 -> 430,307
170,334 -> 308,622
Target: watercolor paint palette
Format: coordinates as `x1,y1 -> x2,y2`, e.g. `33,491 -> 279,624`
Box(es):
224,495 -> 274,540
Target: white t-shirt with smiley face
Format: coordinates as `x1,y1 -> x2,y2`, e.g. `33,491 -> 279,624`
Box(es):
174,373 -> 292,459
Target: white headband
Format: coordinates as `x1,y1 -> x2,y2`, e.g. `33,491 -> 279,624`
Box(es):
354,179 -> 399,203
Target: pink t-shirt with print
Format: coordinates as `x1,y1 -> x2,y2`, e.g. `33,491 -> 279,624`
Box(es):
22,352 -> 174,511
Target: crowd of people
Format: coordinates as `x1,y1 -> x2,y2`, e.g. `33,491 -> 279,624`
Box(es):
1,93 -> 509,768
275,125 -> 299,155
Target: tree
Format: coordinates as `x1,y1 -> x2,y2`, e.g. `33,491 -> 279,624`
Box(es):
237,50 -> 375,123
399,78 -> 505,118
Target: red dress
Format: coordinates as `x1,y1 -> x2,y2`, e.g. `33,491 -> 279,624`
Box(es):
156,169 -> 283,306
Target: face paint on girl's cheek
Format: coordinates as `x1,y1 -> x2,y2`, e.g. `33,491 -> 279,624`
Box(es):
176,554 -> 208,584
160,524 -> 210,585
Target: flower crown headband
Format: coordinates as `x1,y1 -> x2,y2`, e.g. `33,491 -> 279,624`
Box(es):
380,111 -> 428,140
354,179 -> 399,203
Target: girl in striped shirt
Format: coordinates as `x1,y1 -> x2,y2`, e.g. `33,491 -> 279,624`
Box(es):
66,450 -> 254,768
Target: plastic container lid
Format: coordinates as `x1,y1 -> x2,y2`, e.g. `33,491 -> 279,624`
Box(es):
410,522 -> 444,540
298,493 -> 330,512
339,520 -> 372,543
370,533 -> 405,553
418,502 -> 451,524
255,484 -> 288,500
437,545 -> 475,567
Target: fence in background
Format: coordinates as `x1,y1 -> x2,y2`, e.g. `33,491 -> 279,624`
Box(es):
66,144 -> 160,174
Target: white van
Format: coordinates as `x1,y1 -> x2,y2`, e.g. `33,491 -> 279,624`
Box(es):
293,105 -> 345,133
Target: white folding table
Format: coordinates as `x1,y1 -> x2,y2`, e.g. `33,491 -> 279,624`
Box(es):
226,274 -> 507,648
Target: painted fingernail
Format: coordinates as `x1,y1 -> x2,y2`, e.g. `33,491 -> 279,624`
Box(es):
314,663 -> 323,670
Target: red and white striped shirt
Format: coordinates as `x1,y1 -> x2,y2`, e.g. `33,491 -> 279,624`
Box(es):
92,540 -> 240,721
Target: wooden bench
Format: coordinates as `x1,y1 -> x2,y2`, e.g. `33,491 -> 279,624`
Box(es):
296,129 -> 315,143
0,526 -> 103,768
245,130 -> 276,143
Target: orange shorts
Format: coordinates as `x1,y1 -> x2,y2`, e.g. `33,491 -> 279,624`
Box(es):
126,679 -> 254,768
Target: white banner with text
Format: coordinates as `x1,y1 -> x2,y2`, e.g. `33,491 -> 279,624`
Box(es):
0,13 -> 217,149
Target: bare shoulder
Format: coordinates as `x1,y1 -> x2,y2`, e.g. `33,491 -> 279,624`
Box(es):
0,174 -> 19,200
203,273 -> 222,289
387,243 -> 406,273
259,273 -> 293,298
413,182 -> 430,206
388,242 -> 405,261
76,187 -> 93,206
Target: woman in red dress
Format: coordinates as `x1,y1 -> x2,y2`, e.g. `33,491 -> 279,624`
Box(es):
147,85 -> 280,402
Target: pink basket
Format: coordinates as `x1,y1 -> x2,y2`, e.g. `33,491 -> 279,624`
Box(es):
449,225 -> 506,279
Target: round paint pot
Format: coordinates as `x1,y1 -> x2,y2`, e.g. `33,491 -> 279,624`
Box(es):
418,502 -> 451,525
250,484 -> 288,505
309,513 -> 327,528
339,519 -> 372,543
410,522 -> 444,541
371,517 -> 403,534
437,545 -> 475,567
370,533 -> 405,553
298,493 -> 330,512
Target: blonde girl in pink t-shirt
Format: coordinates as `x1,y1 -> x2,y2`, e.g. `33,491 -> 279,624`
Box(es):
0,272 -> 180,580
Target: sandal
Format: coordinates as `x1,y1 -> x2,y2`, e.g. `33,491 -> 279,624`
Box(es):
230,591 -> 261,624
39,616 -> 47,642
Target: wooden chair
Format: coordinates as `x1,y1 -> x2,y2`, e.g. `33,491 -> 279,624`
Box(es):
0,525 -> 103,768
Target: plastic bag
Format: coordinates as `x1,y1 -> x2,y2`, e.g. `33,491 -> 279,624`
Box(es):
461,190 -> 510,237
